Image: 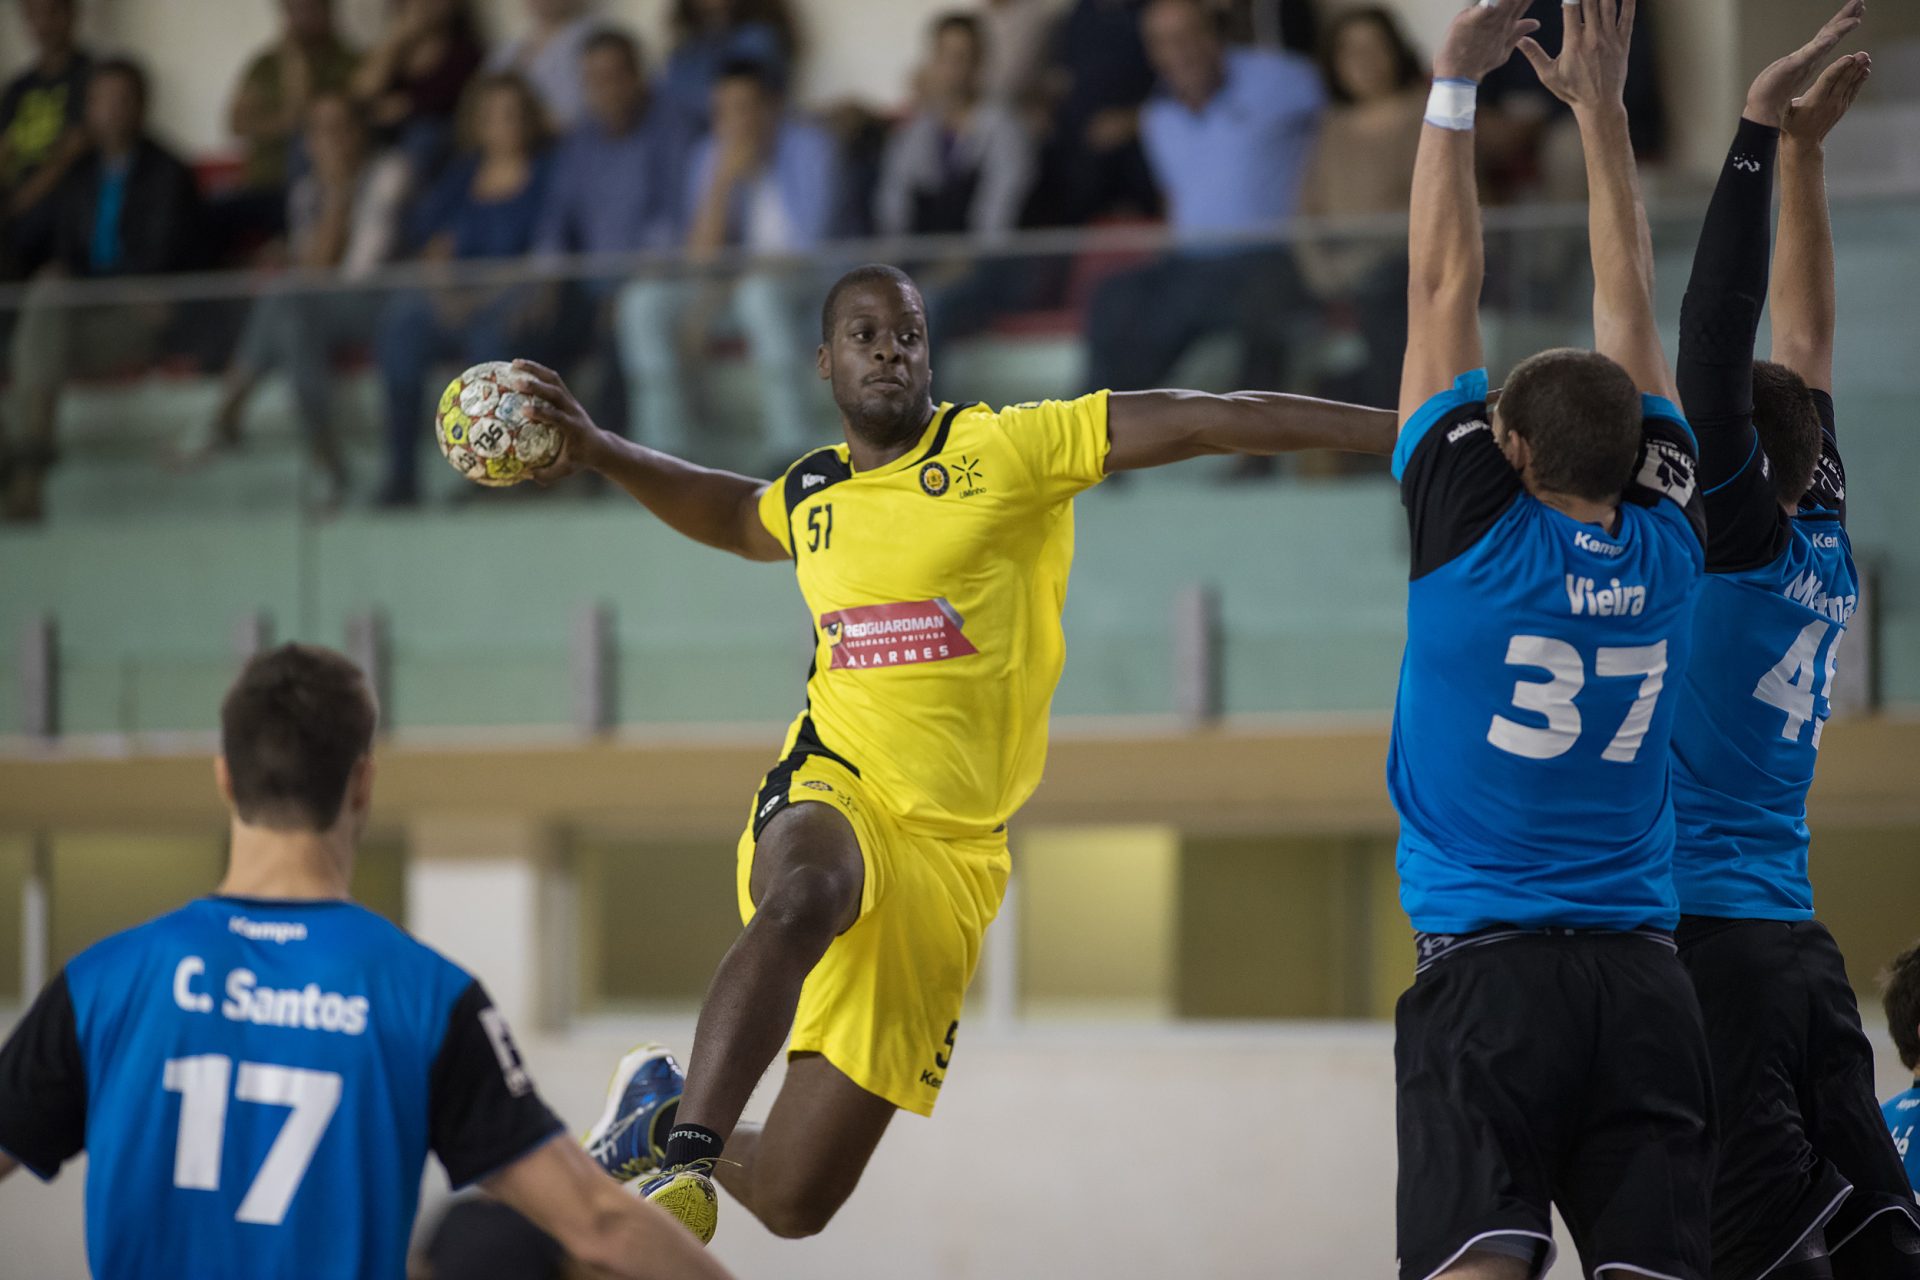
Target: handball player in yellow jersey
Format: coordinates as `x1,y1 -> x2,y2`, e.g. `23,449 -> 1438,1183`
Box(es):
511,263 -> 1398,1243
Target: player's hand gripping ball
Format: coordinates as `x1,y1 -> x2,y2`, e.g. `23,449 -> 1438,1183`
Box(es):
434,361 -> 561,487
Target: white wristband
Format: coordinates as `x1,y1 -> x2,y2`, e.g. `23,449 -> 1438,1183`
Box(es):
1426,78 -> 1478,132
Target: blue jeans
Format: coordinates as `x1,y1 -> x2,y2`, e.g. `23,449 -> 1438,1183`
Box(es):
374,288 -> 526,502
613,270 -> 824,464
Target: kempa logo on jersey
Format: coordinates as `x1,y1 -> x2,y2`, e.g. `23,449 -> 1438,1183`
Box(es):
1573,530 -> 1624,557
228,916 -> 308,944
820,599 -> 979,670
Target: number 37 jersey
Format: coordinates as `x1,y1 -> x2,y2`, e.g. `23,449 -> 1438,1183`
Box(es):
0,896 -> 563,1280
1387,370 -> 1707,934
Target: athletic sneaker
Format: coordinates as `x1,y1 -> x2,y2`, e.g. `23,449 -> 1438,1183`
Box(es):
632,1164 -> 719,1245
583,1044 -> 685,1182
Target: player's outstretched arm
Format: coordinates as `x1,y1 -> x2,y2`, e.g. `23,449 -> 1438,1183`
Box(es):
484,1135 -> 738,1280
1398,1 -> 1538,428
513,361 -> 787,563
1774,48 -> 1872,393
1520,0 -> 1672,402
1104,389 -> 1398,471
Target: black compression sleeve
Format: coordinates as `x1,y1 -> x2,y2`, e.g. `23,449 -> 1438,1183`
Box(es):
0,971 -> 87,1180
1677,118 -> 1779,486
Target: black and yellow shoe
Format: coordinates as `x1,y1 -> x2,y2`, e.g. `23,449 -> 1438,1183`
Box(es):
631,1161 -> 718,1245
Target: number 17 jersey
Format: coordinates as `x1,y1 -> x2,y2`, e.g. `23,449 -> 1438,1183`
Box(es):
1387,370 -> 1707,934
0,896 -> 563,1280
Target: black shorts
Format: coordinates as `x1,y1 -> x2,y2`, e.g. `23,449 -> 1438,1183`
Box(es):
1396,928 -> 1714,1280
1678,916 -> 1920,1280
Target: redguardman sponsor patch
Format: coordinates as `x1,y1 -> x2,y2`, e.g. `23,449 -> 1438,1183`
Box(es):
820,599 -> 978,670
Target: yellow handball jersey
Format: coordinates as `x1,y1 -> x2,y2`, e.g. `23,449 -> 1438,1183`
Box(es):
755,394 -> 1111,836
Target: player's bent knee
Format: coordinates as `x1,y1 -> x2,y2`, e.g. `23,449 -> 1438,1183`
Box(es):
753,1185 -> 845,1240
755,861 -> 861,941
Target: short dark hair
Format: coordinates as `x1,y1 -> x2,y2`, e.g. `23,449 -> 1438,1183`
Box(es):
1751,360 -> 1822,506
584,27 -> 645,71
91,57 -> 150,112
221,644 -> 377,832
716,56 -> 780,96
821,263 -> 922,342
1884,943 -> 1920,1072
933,11 -> 983,47
1319,7 -> 1425,106
458,69 -> 552,153
1497,348 -> 1644,502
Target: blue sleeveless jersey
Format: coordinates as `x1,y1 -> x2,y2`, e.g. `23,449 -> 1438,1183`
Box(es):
0,896 -> 561,1280
1672,391 -> 1854,919
1388,370 -> 1707,933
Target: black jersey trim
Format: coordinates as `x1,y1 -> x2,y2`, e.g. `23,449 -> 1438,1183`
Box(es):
780,449 -> 853,559
913,402 -> 981,466
751,714 -> 860,839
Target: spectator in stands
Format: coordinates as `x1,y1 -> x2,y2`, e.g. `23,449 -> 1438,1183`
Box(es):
1223,0 -> 1318,56
976,0 -> 1057,110
487,0 -> 603,132
658,0 -> 797,143
533,29 -> 680,261
1477,0 -> 1666,202
1082,0 -> 1322,400
0,0 -> 93,279
877,11 -> 1036,340
350,0 -> 487,181
1027,0 -> 1156,227
185,92 -> 412,511
524,27 -> 681,438
373,72 -> 552,507
614,59 -> 836,470
879,14 -> 1033,241
1296,6 -> 1424,413
220,0 -> 362,247
1,59 -> 204,522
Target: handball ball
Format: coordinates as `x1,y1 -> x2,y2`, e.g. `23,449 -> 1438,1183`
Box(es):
434,361 -> 561,487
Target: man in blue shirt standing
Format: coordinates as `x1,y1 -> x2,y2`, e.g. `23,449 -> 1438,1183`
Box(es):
1666,6 -> 1920,1276
1083,0 -> 1322,405
1884,944 -> 1920,1201
615,58 -> 840,473
529,28 -> 684,438
1386,3 -> 1711,1276
0,644 -> 733,1280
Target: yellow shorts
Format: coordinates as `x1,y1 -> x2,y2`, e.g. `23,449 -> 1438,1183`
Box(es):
735,743 -> 1010,1117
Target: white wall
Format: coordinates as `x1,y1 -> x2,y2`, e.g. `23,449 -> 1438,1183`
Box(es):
4,1018 -> 1916,1278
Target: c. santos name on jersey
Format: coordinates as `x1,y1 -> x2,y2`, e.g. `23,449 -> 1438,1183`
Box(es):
173,955 -> 370,1035
1565,574 -> 1648,618
1783,568 -> 1856,625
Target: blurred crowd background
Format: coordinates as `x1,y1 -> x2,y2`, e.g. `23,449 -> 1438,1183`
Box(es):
4,6 -> 1920,1275
0,0 -> 1702,517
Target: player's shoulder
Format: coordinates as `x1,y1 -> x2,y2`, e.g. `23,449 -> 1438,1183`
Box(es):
65,899 -> 214,985
772,444 -> 854,514
1393,368 -> 1493,481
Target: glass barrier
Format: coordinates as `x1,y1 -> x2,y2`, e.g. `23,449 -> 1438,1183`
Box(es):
3,194 -> 1918,737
